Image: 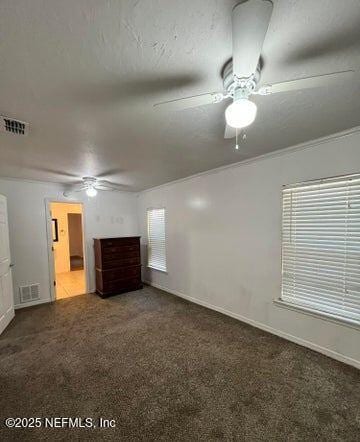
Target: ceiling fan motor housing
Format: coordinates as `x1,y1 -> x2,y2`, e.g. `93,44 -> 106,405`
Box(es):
83,176 -> 97,186
223,60 -> 261,100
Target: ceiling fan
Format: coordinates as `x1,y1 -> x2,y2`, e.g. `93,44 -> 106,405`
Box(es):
153,0 -> 354,139
63,176 -> 125,198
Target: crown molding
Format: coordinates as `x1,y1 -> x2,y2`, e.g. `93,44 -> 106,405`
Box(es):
0,175 -> 65,188
140,125 -> 360,194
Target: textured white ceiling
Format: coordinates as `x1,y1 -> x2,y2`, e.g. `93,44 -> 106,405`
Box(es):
0,0 -> 359,190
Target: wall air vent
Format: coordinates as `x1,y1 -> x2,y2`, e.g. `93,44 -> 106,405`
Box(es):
19,284 -> 40,303
0,116 -> 29,135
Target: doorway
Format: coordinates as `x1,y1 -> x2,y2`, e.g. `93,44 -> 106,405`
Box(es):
49,202 -> 86,299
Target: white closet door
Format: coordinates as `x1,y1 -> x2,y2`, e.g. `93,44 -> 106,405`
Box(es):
0,195 -> 14,334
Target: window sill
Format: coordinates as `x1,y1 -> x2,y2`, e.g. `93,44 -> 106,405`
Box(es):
274,299 -> 360,331
147,266 -> 168,274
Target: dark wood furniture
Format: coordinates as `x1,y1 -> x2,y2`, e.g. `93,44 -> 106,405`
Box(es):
94,236 -> 142,297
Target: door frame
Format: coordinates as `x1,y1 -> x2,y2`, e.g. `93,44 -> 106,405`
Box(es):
45,198 -> 89,301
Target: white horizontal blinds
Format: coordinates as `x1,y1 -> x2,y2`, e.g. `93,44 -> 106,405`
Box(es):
282,174 -> 360,322
147,208 -> 167,272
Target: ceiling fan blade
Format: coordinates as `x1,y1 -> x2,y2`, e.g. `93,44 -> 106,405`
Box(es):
96,169 -> 122,178
232,0 -> 273,79
95,185 -> 114,192
74,74 -> 200,105
257,70 -> 355,95
63,185 -> 87,197
31,166 -> 78,179
96,180 -> 130,191
224,124 -> 236,139
153,92 -> 225,111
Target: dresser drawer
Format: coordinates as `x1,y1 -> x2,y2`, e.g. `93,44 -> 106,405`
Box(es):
96,266 -> 141,283
102,277 -> 142,294
102,249 -> 140,261
102,244 -> 139,255
101,256 -> 140,270
101,237 -> 139,248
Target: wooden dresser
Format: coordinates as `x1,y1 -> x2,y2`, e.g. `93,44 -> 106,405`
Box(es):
94,236 -> 142,297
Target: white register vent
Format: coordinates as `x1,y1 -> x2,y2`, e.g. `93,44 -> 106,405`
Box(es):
19,284 -> 40,303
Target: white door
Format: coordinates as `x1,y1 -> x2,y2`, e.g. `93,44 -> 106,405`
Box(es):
0,195 -> 15,334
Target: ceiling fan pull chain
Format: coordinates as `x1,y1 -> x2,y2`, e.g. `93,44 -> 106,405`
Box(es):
235,128 -> 239,150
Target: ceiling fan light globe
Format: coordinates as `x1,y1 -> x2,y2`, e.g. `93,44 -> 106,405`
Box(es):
86,187 -> 97,197
225,99 -> 257,129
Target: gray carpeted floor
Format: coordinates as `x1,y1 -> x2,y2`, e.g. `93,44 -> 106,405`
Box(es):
0,286 -> 359,441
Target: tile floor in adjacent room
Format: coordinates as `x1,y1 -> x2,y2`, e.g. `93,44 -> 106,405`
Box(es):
55,270 -> 86,299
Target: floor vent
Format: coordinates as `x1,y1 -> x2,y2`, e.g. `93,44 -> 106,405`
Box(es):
0,116 -> 29,135
19,284 -> 40,303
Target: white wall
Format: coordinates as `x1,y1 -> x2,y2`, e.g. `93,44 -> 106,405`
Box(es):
138,130 -> 360,368
0,178 -> 139,307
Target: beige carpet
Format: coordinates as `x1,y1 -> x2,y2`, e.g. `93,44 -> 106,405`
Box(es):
0,286 -> 359,441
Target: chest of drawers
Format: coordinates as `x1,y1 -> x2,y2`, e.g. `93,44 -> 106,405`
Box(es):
94,236 -> 142,297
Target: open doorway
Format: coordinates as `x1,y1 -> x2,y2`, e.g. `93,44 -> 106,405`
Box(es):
50,202 -> 86,299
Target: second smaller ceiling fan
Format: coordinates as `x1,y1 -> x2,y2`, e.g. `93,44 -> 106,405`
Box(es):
63,176 -> 124,198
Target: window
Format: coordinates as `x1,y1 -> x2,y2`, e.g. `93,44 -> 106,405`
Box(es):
147,208 -> 167,272
281,173 -> 360,324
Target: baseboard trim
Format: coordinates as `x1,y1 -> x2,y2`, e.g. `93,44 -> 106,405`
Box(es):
144,281 -> 360,370
15,297 -> 52,310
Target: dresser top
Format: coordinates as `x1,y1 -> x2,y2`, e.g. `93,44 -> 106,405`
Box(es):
93,236 -> 141,240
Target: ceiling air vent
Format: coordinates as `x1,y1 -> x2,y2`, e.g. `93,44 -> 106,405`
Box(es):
0,116 -> 29,135
19,284 -> 40,303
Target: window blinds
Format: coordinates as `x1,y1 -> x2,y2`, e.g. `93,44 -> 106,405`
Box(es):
147,208 -> 166,272
281,174 -> 360,323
